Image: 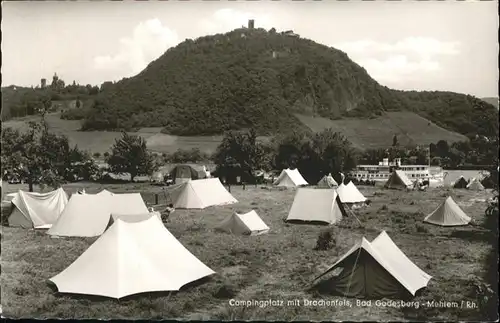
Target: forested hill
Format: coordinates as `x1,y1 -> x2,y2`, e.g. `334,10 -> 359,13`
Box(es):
56,27 -> 500,138
80,27 -> 407,135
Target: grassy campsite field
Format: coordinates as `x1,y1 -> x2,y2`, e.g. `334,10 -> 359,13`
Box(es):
0,182 -> 496,321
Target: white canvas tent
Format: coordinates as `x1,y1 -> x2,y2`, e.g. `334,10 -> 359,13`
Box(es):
286,188 -> 345,224
217,210 -> 270,235
424,196 -> 471,226
336,182 -> 367,204
384,170 -> 413,190
8,188 -> 68,229
47,191 -> 149,237
317,174 -> 338,188
314,231 -> 432,298
466,178 -> 485,191
111,212 -> 162,223
167,178 -> 237,209
273,168 -> 309,187
49,214 -> 215,299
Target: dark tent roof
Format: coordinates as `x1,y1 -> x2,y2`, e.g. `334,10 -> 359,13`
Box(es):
169,164 -> 207,181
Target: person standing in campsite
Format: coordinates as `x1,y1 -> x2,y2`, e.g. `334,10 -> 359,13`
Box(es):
162,203 -> 175,222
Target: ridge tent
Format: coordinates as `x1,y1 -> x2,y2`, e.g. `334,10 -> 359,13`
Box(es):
273,168 -> 309,188
49,214 -> 215,299
47,191 -> 149,237
384,170 -> 413,190
452,176 -> 469,189
170,164 -> 207,184
111,212 -> 162,223
9,188 -> 68,229
424,196 -> 471,226
466,178 -> 485,191
336,182 -> 367,205
167,178 -> 237,209
286,188 -> 345,224
317,174 -> 338,188
314,231 -> 431,299
217,210 -> 270,235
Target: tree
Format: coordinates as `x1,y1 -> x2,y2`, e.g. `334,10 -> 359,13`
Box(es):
1,120 -> 95,191
106,132 -> 157,182
213,129 -> 268,183
274,128 -> 358,184
436,140 -> 450,157
301,129 -> 358,183
392,134 -> 399,147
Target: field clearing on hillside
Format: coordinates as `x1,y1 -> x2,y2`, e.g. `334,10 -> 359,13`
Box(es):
296,112 -> 468,150
1,181 -> 496,321
1,114 -> 225,155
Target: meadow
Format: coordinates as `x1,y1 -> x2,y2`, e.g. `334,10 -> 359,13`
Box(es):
295,112 -> 468,150
2,110 -> 470,156
2,114 -> 225,155
0,181 -> 496,321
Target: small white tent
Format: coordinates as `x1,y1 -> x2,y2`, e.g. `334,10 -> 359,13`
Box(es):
273,168 -> 309,187
384,170 -> 413,190
217,210 -> 270,235
466,178 -> 485,191
49,214 -> 215,299
286,188 -> 345,224
424,196 -> 471,226
314,231 -> 432,298
317,174 -> 338,188
47,191 -> 149,237
168,178 -> 237,209
336,182 -> 367,204
9,188 -> 68,229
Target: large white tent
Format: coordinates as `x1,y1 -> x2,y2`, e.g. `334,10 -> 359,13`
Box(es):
47,191 -> 149,237
424,196 -> 471,226
8,188 -> 68,229
314,231 -> 432,298
273,168 -> 309,187
336,182 -> 367,204
167,178 -> 237,209
217,210 -> 270,235
286,188 -> 345,224
49,214 -> 215,299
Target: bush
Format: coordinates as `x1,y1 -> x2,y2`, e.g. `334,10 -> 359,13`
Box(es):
213,283 -> 238,299
416,224 -> 429,233
60,107 -> 89,120
314,227 -> 336,251
93,152 -> 101,158
165,148 -> 211,163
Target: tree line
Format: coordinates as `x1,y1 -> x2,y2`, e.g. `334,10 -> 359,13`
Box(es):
212,130 -> 499,185
1,117 -> 498,191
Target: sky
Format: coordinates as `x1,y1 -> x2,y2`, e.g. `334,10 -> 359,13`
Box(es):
1,1 -> 498,98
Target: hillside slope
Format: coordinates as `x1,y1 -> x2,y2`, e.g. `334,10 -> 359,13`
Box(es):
295,111 -> 468,150
481,97 -> 499,109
